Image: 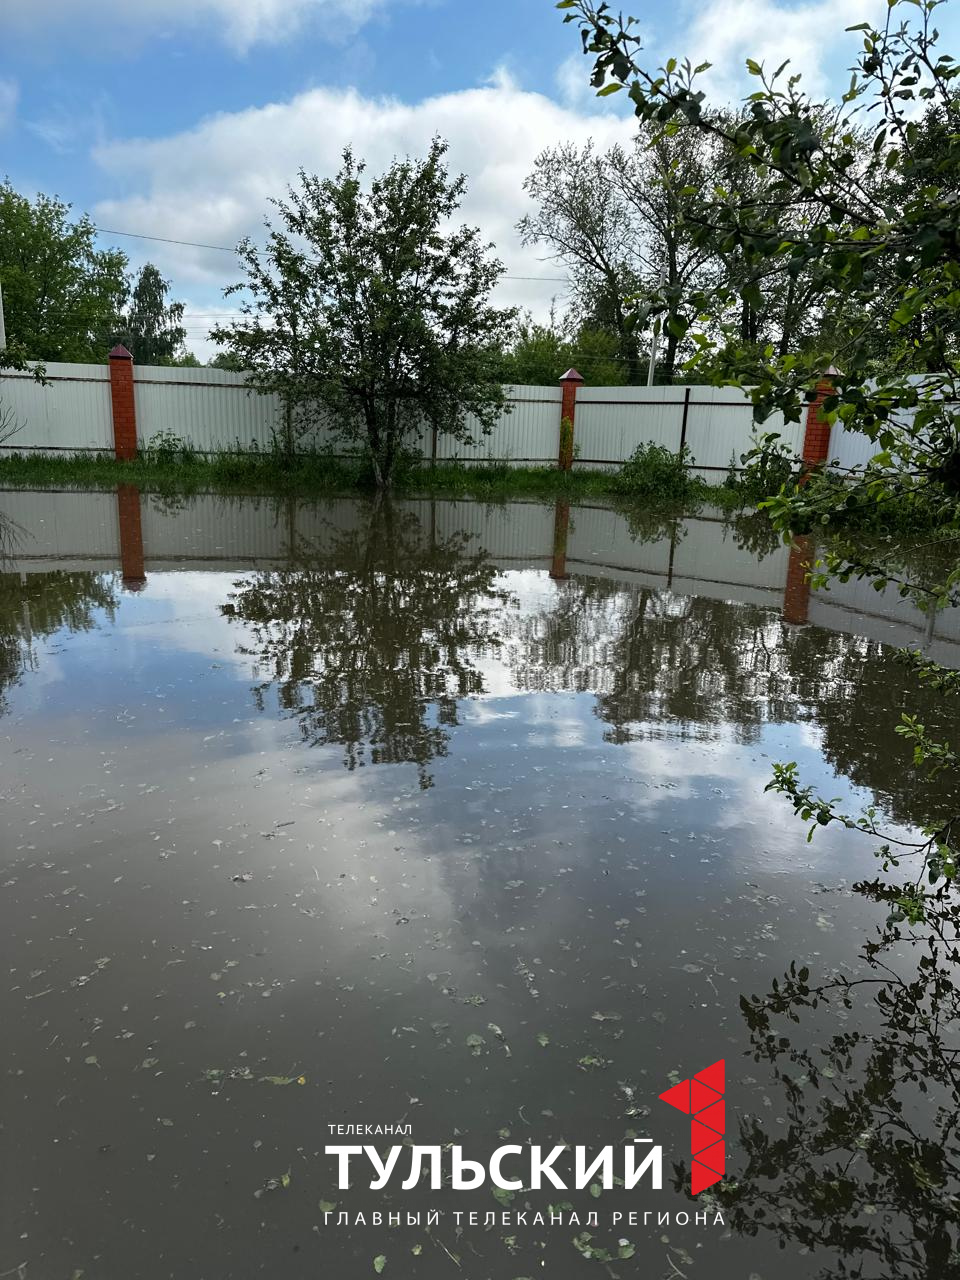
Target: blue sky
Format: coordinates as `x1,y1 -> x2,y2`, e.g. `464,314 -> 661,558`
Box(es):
2,0 -> 952,359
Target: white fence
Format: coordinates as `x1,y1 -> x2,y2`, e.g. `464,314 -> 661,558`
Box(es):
3,487 -> 958,665
0,362 -> 114,453
1,361 -> 795,473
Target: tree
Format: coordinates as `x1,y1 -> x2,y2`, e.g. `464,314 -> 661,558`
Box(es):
211,139 -> 516,489
518,118 -> 830,382
0,179 -> 128,364
502,309 -> 628,385
561,0 -> 960,905
115,263 -> 188,365
518,139 -> 644,380
208,349 -> 248,372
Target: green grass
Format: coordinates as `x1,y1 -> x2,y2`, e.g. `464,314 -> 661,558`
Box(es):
0,450 -> 665,502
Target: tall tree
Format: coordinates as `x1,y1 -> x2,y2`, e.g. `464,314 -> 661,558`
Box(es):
115,263 -> 188,365
518,118 -> 825,382
211,139 -> 516,488
0,180 -> 128,364
518,139 -> 644,380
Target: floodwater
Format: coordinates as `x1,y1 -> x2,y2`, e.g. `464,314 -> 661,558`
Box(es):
1,489 -> 958,1280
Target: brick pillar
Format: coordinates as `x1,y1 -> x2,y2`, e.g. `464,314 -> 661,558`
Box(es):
117,484 -> 146,589
109,344 -> 138,460
783,535 -> 813,625
550,499 -> 570,580
558,368 -> 584,470
801,366 -> 839,470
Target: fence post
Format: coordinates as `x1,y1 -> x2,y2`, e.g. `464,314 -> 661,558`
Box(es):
108,344 -> 138,460
783,535 -> 813,625
117,484 -> 146,589
801,365 -> 839,470
677,386 -> 691,459
550,500 -> 570,579
558,368 -> 584,470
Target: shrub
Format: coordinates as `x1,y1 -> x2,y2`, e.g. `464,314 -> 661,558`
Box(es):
143,429 -> 196,466
611,442 -> 702,503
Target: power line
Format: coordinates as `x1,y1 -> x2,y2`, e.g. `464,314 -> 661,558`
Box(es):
96,227 -> 239,253
92,223 -> 569,284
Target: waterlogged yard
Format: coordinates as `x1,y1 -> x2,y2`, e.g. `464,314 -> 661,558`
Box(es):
1,490 -> 958,1280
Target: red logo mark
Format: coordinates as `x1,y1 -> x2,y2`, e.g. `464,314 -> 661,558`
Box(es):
659,1059 -> 725,1194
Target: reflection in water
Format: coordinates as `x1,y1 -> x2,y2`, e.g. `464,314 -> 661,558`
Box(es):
221,502 -> 512,788
1,488 -> 959,1278
212,494 -> 952,832
721,884 -> 960,1279
0,569 -> 118,712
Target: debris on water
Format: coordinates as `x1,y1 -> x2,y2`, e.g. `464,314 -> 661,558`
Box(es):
253,1169 -> 291,1198
231,872 -> 253,883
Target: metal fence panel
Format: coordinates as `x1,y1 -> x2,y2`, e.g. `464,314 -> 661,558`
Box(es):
434,387 -> 561,465
133,366 -> 283,452
575,386 -> 681,467
0,364 -> 113,453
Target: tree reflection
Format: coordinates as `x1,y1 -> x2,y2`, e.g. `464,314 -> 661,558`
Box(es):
220,501 -> 511,788
0,569 -> 118,713
713,884 -> 960,1278
503,576 -> 951,831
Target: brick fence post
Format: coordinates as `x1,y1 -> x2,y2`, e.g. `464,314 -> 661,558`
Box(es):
109,344 -> 138,460
550,499 -> 571,580
801,365 -> 839,471
783,535 -> 813,625
117,484 -> 146,589
558,368 -> 584,470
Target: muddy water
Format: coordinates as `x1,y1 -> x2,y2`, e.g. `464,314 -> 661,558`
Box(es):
1,491 -> 957,1280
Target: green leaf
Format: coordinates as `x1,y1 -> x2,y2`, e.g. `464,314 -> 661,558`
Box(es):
373,1256 -> 387,1274
596,83 -> 623,96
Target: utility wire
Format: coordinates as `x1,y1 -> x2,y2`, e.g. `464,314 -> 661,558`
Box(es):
93,224 -> 569,284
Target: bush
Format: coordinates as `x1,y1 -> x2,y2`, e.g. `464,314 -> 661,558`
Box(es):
143,429 -> 196,466
611,442 -> 702,503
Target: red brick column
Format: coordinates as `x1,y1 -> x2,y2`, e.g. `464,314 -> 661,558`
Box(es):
801,367 -> 838,470
117,484 -> 146,589
783,535 -> 813,625
558,368 -> 584,470
109,344 -> 138,460
550,499 -> 571,580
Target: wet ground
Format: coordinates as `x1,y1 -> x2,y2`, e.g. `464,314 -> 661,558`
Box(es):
1,490 -> 958,1279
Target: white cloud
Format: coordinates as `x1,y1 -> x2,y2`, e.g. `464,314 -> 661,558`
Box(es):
0,79 -> 18,132
5,0 -> 389,54
680,0 -> 887,101
91,80 -> 638,353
